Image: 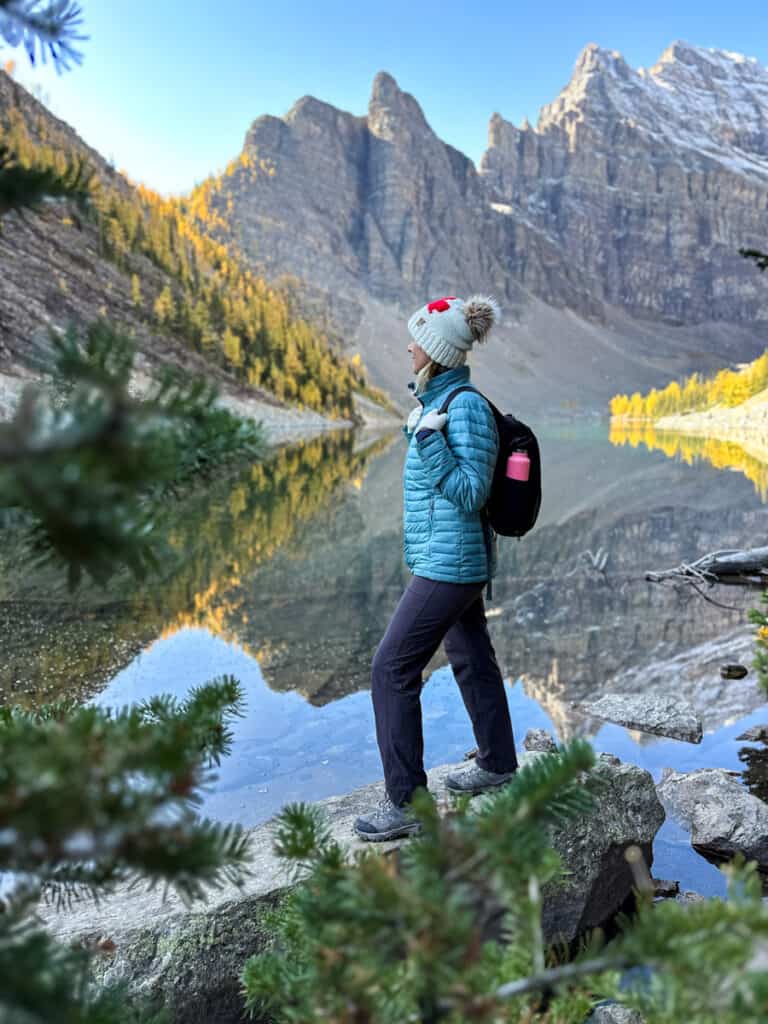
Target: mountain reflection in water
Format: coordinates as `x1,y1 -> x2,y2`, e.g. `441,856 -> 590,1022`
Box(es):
3,421 -> 768,896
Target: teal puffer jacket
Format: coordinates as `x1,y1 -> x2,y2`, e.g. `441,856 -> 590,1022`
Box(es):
403,366 -> 498,584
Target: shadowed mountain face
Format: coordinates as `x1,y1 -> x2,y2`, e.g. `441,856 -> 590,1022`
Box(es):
208,43 -> 768,415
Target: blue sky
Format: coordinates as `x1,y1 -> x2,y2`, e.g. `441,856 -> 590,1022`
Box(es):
7,0 -> 768,195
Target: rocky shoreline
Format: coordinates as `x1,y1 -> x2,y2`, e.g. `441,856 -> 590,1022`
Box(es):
39,750 -> 665,1024
23,678 -> 768,1024
0,367 -> 401,447
35,706 -> 768,1023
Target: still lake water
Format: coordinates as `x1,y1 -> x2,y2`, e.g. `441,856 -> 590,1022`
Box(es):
3,423 -> 768,897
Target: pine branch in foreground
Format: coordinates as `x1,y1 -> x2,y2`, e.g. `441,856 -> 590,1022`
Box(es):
242,741 -> 611,1024
0,675 -> 251,900
243,742 -> 768,1024
0,675 -> 250,1023
0,0 -> 86,72
599,858 -> 768,1024
0,891 -> 170,1024
0,319 -> 267,588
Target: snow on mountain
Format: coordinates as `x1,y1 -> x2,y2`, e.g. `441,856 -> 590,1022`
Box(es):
537,40 -> 768,180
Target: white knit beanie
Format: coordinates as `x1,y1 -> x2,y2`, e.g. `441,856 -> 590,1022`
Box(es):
407,295 -> 501,368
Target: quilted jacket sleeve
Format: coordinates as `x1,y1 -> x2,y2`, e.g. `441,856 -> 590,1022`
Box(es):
415,393 -> 498,513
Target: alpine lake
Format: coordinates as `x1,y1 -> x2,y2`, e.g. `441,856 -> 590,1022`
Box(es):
3,420 -> 768,899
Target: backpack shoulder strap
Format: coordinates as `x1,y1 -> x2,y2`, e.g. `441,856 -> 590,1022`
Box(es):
437,385 -> 479,416
438,386 -> 506,429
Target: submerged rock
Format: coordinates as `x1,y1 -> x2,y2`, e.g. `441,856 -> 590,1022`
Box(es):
587,1004 -> 646,1024
38,754 -> 664,1023
578,693 -> 703,743
657,767 -> 768,870
720,663 -> 748,680
651,877 -> 679,898
523,727 -> 558,752
676,889 -> 706,904
736,723 -> 768,742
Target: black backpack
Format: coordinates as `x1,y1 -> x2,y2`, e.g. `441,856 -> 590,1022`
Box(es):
438,385 -> 541,538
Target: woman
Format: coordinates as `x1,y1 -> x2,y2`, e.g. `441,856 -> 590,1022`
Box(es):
353,295 -> 519,842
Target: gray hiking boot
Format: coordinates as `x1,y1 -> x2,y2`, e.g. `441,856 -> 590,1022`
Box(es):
445,762 -> 516,796
353,792 -> 423,842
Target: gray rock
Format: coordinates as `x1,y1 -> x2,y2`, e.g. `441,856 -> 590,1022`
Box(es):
540,754 -> 665,946
676,890 -> 706,905
578,693 -> 703,743
736,724 -> 768,742
657,767 -> 768,869
587,1003 -> 646,1024
720,663 -> 748,680
37,754 -> 664,1023
524,728 -> 558,752
651,877 -> 679,898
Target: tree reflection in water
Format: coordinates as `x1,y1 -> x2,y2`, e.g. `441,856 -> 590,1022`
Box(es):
0,430 -> 396,706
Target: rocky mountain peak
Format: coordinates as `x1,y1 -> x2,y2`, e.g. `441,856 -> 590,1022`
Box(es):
367,70 -> 430,140
573,41 -> 632,79
649,39 -> 766,84
369,70 -> 401,103
487,110 -> 515,147
285,93 -> 343,125
536,42 -> 635,135
530,40 -> 768,176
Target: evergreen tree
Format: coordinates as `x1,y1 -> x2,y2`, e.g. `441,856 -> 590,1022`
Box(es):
0,19 -> 261,1020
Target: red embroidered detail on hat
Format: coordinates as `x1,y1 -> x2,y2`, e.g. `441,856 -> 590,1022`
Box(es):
427,296 -> 456,314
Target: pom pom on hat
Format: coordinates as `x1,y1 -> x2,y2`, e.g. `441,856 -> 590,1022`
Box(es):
462,295 -> 501,343
407,293 -> 502,368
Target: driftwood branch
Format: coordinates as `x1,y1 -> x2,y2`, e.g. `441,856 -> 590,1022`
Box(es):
645,546 -> 768,589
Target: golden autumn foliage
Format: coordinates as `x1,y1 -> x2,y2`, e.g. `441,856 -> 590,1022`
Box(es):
0,104 -> 393,418
610,350 -> 768,420
130,273 -> 142,308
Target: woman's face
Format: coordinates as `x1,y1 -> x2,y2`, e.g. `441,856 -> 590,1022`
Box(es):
408,340 -> 430,373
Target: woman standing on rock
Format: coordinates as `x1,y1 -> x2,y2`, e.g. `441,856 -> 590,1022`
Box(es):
353,295 -> 519,842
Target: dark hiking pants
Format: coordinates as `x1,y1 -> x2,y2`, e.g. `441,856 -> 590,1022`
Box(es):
371,574 -> 518,807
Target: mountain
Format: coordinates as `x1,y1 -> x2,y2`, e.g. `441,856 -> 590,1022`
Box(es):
204,42 -> 768,415
0,70 -> 390,434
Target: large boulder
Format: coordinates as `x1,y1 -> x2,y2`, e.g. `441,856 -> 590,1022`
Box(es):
39,754 -> 664,1023
578,693 -> 702,743
540,754 -> 665,945
657,767 -> 768,869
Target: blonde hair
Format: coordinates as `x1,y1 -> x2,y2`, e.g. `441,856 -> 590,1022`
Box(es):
415,358 -> 450,395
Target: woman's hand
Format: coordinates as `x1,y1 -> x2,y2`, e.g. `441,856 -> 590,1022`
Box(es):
418,409 -> 447,433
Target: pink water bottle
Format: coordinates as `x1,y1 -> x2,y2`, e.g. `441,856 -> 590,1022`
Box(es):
506,450 -> 530,481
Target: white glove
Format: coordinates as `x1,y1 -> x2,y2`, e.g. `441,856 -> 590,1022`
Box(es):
418,409 -> 448,432
406,406 -> 423,432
